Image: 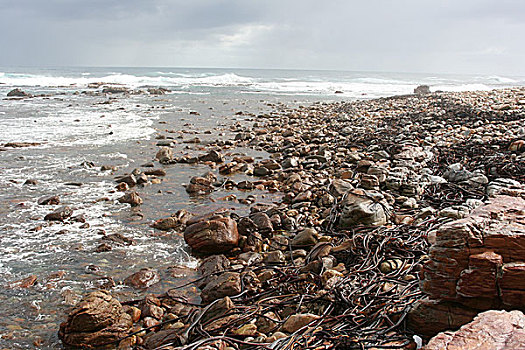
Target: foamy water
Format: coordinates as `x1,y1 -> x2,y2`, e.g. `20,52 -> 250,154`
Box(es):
1,67 -> 523,98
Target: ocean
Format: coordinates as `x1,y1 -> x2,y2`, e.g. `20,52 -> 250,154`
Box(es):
0,67 -> 523,348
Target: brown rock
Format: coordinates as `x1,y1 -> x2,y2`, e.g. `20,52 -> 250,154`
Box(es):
44,206 -> 73,221
339,189 -> 390,227
282,313 -> 320,333
424,310 -> 525,350
6,275 -> 37,289
184,217 -> 239,254
200,272 -> 242,303
118,192 -> 143,206
38,195 -> 60,205
124,268 -> 160,289
58,291 -> 132,349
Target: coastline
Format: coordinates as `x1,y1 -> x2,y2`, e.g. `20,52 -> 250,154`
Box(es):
2,86 -> 525,349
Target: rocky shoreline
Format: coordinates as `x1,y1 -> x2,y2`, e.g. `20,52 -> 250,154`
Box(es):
56,87 -> 525,349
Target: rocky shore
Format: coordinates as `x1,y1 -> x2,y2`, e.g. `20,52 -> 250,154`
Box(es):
57,87 -> 525,349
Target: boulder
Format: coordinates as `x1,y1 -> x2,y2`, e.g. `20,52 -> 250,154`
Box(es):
200,272 -> 242,303
424,310 -> 525,350
58,291 -> 132,349
44,206 -> 73,221
410,195 -> 525,336
339,189 -> 390,227
156,147 -> 174,164
38,195 -> 60,205
123,268 -> 160,289
414,85 -> 431,94
198,150 -> 224,163
184,217 -> 239,254
118,192 -> 142,206
7,88 -> 31,97
102,86 -> 129,94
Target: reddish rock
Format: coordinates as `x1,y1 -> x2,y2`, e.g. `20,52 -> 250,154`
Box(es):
58,291 -> 132,349
6,275 -> 38,289
118,192 -> 142,207
123,268 -> 160,289
424,310 -> 525,350
200,272 -> 242,303
184,217 -> 239,254
411,195 -> 525,336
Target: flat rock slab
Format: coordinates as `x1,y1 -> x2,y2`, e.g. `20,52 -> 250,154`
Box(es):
424,310 -> 525,350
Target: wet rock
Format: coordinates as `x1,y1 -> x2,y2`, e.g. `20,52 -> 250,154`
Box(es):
115,174 -> 137,188
414,85 -> 431,94
101,233 -> 136,246
184,217 -> 239,254
339,189 -> 390,227
198,254 -> 231,288
329,179 -> 354,198
38,195 -> 60,205
199,150 -> 224,163
95,243 -> 112,253
282,313 -> 320,333
7,88 -> 32,97
143,168 -> 166,176
118,192 -> 143,207
23,179 -> 38,185
424,310 -> 525,350
6,275 -> 37,289
147,87 -> 170,95
102,86 -> 129,94
201,272 -> 242,303
156,147 -> 174,164
201,296 -> 235,323
486,178 -> 525,197
124,268 -> 160,289
44,206 -> 73,221
58,291 -> 132,349
250,212 -> 273,236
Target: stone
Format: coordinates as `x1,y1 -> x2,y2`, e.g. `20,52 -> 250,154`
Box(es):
6,275 -> 38,289
250,212 -> 273,236
101,233 -> 136,246
424,310 -> 525,350
116,174 -> 137,188
339,189 -> 390,227
200,272 -> 242,303
58,291 -> 132,349
44,206 -> 73,221
264,250 -> 286,264
414,85 -> 431,94
123,268 -> 160,289
291,228 -> 318,248
184,217 -> 239,254
143,329 -> 182,349
199,150 -> 224,163
201,296 -> 235,323
102,86 -> 129,94
118,192 -> 143,207
282,313 -> 320,333
156,147 -> 174,164
7,88 -> 31,97
38,195 -> 60,205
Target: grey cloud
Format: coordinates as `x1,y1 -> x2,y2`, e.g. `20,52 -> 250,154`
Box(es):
0,0 -> 524,75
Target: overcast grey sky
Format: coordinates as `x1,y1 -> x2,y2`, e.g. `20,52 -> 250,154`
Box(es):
1,0 -> 524,75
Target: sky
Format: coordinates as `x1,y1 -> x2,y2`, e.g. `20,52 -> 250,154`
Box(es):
0,0 -> 524,75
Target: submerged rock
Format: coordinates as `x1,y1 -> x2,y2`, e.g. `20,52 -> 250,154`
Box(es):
44,206 -> 73,221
